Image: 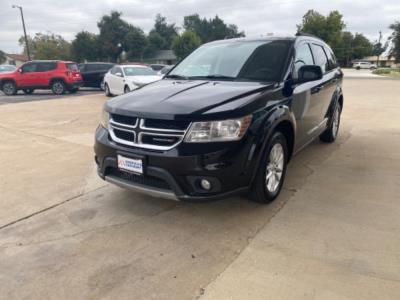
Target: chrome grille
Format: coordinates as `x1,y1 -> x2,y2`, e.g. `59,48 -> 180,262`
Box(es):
108,114 -> 190,150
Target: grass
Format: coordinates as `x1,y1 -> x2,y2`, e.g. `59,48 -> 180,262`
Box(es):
372,68 -> 400,78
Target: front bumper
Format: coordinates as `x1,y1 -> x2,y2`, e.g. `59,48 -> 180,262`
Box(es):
94,126 -> 255,201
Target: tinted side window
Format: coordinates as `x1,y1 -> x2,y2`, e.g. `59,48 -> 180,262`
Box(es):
22,63 -> 37,73
294,43 -> 314,78
37,62 -> 56,72
86,64 -> 100,71
324,47 -> 338,70
78,64 -> 85,72
311,44 -> 329,73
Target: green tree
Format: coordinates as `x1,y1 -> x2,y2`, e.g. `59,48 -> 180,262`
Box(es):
97,11 -> 130,62
125,25 -> 147,60
145,31 -> 166,54
149,14 -> 179,49
183,14 -> 245,43
71,31 -> 99,62
0,50 -> 6,64
171,30 -> 201,59
297,10 -> 345,51
389,22 -> 400,62
352,33 -> 373,59
19,33 -> 71,60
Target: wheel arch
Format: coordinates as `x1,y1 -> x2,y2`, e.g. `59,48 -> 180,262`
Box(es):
49,77 -> 66,85
0,78 -> 17,89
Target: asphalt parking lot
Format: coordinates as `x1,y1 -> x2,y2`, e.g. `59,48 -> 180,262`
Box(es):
0,72 -> 399,299
0,88 -> 102,105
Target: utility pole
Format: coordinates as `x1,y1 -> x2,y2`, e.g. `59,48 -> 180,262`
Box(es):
12,5 -> 31,61
377,31 -> 382,67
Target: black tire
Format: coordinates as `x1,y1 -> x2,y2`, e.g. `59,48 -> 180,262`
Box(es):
69,88 -> 78,94
124,85 -> 130,93
2,81 -> 17,96
249,132 -> 288,203
23,89 -> 34,94
356,66 -> 360,70
51,80 -> 66,95
320,103 -> 342,143
104,83 -> 113,97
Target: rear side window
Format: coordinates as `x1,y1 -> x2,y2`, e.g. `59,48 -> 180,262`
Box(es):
311,44 -> 329,73
324,47 -> 338,70
37,62 -> 56,72
66,63 -> 78,71
293,43 -> 314,78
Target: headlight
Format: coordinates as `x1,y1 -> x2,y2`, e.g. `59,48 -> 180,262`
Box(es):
185,115 -> 252,143
100,110 -> 109,129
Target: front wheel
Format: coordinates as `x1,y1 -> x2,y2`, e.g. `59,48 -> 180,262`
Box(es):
320,103 -> 341,143
2,81 -> 17,96
124,85 -> 130,94
249,132 -> 288,203
23,89 -> 34,94
51,81 -> 66,95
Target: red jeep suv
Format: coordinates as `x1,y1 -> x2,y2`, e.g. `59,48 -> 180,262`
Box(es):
0,60 -> 83,95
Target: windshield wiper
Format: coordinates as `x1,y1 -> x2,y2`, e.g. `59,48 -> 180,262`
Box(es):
189,74 -> 236,80
165,74 -> 189,80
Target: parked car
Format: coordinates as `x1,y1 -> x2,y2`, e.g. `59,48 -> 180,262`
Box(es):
150,64 -> 166,72
158,65 -> 174,76
0,65 -> 17,73
95,34 -> 343,203
353,61 -> 377,70
0,60 -> 83,95
78,62 -> 115,90
103,64 -> 162,96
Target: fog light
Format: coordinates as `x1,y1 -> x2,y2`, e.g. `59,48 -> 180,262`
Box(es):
200,179 -> 212,190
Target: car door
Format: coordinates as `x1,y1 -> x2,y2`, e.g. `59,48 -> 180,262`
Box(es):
36,62 -> 56,86
17,62 -> 38,87
291,42 -> 324,148
109,66 -> 124,94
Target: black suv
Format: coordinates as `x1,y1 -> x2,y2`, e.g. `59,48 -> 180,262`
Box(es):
78,62 -> 115,89
94,34 -> 343,203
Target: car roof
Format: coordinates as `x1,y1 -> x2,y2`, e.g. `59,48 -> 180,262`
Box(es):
205,34 -> 329,47
79,62 -> 115,65
118,64 -> 150,68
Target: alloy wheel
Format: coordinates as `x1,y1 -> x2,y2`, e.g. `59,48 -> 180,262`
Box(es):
265,143 -> 284,193
3,82 -> 15,95
53,82 -> 64,94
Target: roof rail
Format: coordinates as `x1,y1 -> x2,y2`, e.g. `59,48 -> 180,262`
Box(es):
295,32 -> 319,39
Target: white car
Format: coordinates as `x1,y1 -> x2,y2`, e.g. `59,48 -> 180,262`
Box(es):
353,61 -> 377,70
103,64 -> 162,96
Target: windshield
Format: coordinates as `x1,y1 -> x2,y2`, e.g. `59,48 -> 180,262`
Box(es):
0,65 -> 16,72
168,40 -> 291,82
123,67 -> 157,76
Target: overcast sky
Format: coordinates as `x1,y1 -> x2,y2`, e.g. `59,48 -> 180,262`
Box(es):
1,0 -> 399,54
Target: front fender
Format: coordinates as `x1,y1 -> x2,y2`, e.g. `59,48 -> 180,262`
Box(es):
246,104 -> 296,182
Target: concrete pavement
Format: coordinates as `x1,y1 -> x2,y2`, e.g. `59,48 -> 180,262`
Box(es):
0,77 -> 399,299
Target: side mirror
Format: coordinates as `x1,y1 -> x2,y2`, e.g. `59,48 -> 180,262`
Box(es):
296,65 -> 323,84
115,72 -> 123,77
18,68 -> 23,73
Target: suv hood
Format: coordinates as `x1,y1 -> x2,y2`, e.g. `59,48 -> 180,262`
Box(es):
106,79 -> 275,120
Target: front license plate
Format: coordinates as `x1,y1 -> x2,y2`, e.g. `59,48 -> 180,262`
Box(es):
117,155 -> 143,174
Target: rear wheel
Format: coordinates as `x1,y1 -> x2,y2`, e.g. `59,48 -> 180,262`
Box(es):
249,132 -> 288,203
2,81 -> 17,96
51,80 -> 66,95
105,83 -> 113,97
320,103 -> 341,143
23,89 -> 34,94
69,88 -> 78,94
